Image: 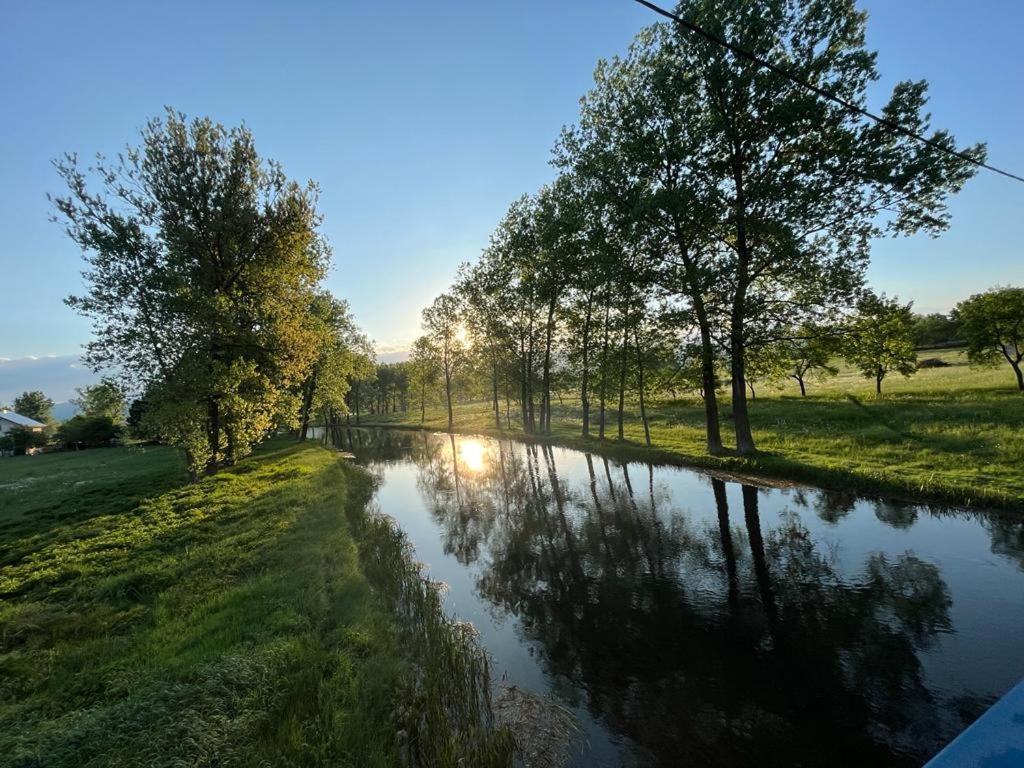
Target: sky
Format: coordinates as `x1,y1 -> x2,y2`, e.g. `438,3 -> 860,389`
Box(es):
1,0 -> 1022,394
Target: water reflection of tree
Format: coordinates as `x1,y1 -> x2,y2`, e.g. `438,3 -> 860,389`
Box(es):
405,434 -> 959,767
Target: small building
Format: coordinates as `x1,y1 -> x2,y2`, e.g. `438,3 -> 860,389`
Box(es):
0,410 -> 47,435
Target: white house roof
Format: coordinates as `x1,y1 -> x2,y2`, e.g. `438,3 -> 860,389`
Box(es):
0,411 -> 46,428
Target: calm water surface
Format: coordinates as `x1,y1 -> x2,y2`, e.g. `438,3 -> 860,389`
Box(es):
320,427 -> 1024,767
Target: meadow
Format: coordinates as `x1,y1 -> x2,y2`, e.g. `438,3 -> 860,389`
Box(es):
365,348 -> 1024,511
0,439 -> 511,767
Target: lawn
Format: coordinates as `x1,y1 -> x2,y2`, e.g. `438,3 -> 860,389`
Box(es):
0,439 -> 510,767
363,348 -> 1024,510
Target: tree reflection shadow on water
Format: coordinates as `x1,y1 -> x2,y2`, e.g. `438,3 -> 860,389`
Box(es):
325,427 -> 1008,768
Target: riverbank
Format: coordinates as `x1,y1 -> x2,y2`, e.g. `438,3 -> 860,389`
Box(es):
359,350 -> 1024,511
0,439 -> 512,766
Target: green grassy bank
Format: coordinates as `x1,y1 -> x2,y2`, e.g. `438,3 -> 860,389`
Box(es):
364,348 -> 1024,511
0,440 -> 511,767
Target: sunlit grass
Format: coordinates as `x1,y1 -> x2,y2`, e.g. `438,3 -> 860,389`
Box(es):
363,349 -> 1024,510
0,439 -> 512,767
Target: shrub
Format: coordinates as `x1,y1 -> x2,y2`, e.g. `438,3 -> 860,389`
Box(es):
57,415 -> 122,449
0,427 -> 47,455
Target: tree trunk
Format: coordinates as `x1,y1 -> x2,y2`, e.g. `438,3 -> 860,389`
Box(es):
206,398 -> 220,475
876,370 -> 884,394
1014,361 -> 1024,392
444,366 -> 454,431
520,334 -> 529,429
635,326 -> 650,447
526,315 -> 536,433
728,151 -> 756,456
729,326 -> 756,455
299,372 -> 316,441
617,317 -> 629,441
796,375 -> 806,397
670,235 -> 723,454
185,449 -> 199,483
581,290 -> 594,438
492,359 -> 501,429
541,296 -> 556,434
598,286 -> 611,440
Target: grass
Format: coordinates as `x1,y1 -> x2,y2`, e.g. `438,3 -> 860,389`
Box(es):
363,348 -> 1024,511
0,439 -> 512,767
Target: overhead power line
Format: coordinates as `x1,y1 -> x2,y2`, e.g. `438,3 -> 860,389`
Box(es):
632,0 -> 1024,185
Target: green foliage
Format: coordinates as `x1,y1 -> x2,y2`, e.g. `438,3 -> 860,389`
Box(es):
421,292 -> 469,429
54,109 -> 331,477
56,414 -> 122,448
11,391 -> 53,424
72,379 -> 126,423
0,427 -> 47,455
955,286 -> 1024,391
126,397 -> 150,438
913,312 -> 961,348
547,0 -> 981,454
297,292 -> 375,436
783,326 -> 842,395
845,293 -> 918,393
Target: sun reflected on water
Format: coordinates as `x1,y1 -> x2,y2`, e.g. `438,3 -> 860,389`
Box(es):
458,439 -> 487,474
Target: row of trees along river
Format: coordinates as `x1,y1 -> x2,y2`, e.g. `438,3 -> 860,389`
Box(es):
391,0 -> 1024,456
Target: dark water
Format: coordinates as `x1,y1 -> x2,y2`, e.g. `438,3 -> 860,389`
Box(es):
319,426 -> 1024,767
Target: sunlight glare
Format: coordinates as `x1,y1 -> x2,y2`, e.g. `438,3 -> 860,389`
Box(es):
458,439 -> 487,474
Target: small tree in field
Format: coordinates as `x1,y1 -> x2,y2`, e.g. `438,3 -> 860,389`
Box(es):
72,379 -> 126,423
846,294 -> 917,394
421,293 -> 467,430
409,337 -> 440,425
955,287 -> 1024,391
785,327 -> 841,397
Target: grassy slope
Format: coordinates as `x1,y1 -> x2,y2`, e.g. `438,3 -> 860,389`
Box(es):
365,348 -> 1024,510
0,439 -> 401,767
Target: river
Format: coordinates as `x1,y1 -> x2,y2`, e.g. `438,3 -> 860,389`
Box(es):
317,426 -> 1024,767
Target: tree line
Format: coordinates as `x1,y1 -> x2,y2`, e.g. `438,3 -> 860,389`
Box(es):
51,110 -> 375,478
400,0 -> 1024,454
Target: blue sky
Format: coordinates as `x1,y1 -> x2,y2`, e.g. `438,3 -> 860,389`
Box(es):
1,0 -> 1021,368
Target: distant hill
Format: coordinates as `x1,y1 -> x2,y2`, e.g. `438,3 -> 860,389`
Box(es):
52,401 -> 81,422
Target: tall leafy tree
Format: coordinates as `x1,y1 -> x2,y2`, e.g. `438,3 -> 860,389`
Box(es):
409,336 -> 441,424
297,293 -> 368,439
845,293 -> 917,393
54,110 -> 329,477
71,379 -> 126,423
421,292 -> 468,430
955,287 -> 1024,391
11,391 -> 53,424
556,25 -> 728,453
667,0 -> 983,453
